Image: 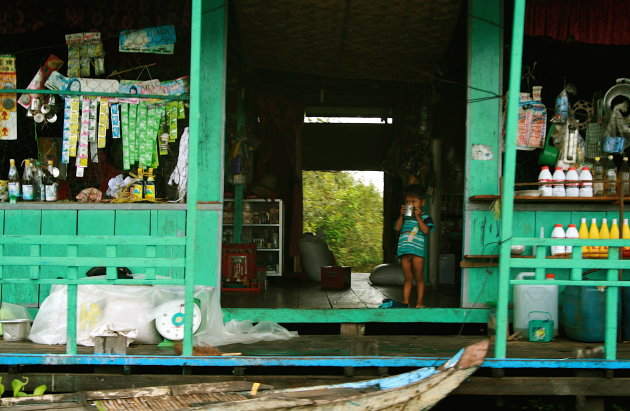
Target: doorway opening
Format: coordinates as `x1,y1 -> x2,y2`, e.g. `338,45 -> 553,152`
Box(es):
302,170 -> 384,273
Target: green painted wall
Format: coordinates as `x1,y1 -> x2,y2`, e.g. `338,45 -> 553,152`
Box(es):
0,208 -> 186,307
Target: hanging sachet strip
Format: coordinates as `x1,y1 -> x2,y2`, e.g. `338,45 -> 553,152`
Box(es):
120,103 -> 130,170
61,97 -> 72,163
69,98 -> 81,157
167,101 -> 178,142
98,99 -> 109,148
110,103 -> 121,139
128,103 -> 138,164
136,102 -> 148,167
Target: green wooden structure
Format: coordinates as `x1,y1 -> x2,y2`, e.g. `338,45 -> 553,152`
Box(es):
1,0 -> 630,373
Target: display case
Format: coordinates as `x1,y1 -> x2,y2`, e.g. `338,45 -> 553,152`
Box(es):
222,198 -> 283,276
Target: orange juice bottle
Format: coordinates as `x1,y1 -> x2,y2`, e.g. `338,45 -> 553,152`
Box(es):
600,218 -> 610,259
578,218 -> 589,258
610,218 -> 620,258
589,218 -> 600,258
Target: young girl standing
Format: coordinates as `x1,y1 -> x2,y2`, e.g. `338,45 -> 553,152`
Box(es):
394,185 -> 433,308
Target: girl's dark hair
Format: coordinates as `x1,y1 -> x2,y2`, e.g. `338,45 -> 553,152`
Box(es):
402,184 -> 425,200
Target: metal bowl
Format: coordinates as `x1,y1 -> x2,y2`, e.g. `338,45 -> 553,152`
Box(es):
511,245 -> 525,255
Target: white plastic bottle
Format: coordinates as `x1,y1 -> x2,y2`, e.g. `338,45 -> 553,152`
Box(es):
552,167 -> 566,197
565,224 -> 579,255
565,167 -> 579,197
579,166 -> 593,197
513,272 -> 559,337
551,224 -> 566,256
538,166 -> 553,197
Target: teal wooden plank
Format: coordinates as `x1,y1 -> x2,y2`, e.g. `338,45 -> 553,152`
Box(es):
153,210 -> 187,279
468,210 -> 500,255
465,0 -> 502,196
222,308 -> 488,324
40,210 -> 77,303
77,210 -> 115,276
0,235 -> 186,245
195,211 -> 221,287
114,210 -> 151,275
2,210 -> 41,306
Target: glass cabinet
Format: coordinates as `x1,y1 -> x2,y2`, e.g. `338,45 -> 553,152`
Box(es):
222,199 -> 283,276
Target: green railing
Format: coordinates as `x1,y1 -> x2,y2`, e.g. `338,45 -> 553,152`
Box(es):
0,234 -> 188,355
497,0 -> 630,361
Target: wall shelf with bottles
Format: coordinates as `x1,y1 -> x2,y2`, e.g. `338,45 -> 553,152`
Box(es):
222,199 -> 284,276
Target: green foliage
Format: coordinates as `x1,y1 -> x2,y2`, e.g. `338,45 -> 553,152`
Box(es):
1,377 -> 47,398
303,171 -> 383,272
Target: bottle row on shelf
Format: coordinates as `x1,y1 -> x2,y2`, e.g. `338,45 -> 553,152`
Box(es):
2,158 -> 58,203
538,155 -> 630,198
549,218 -> 630,259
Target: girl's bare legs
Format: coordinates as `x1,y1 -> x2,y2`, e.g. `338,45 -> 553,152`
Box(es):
401,255 -> 413,306
413,256 -> 426,308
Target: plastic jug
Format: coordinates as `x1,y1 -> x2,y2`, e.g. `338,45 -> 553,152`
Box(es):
600,218 -> 610,259
578,218 -> 590,257
565,167 -> 579,197
623,218 -> 630,258
513,272 -> 559,337
589,218 -> 600,258
538,166 -> 553,196
550,224 -> 566,256
565,224 -> 579,255
551,167 -> 566,197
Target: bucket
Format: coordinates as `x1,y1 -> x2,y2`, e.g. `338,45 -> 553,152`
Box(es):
561,286 -> 606,342
513,272 -> 558,338
0,319 -> 32,341
528,311 -> 554,342
538,125 -> 559,166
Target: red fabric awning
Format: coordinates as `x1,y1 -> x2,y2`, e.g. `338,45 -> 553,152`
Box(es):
525,0 -> 630,46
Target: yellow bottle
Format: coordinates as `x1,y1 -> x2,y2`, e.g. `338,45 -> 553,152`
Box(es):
610,218 -> 620,258
589,218 -> 600,258
599,218 -> 610,259
622,218 -> 630,258
578,218 -> 589,258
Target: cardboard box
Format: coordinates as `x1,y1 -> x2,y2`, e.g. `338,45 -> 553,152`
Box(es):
321,266 -> 351,290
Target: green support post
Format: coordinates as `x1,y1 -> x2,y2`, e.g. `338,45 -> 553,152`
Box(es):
496,0 -> 526,359
186,0 -> 227,354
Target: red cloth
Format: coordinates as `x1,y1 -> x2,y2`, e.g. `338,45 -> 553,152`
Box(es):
525,0 -> 630,46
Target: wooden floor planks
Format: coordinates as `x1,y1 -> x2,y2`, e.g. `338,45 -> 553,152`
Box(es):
221,272 -> 460,309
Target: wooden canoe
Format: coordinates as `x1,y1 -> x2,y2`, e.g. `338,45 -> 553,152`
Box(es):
0,339 -> 488,410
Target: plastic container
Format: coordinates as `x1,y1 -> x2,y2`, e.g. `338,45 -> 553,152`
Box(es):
565,224 -> 579,255
552,167 -> 565,197
0,319 -> 31,341
589,218 -> 600,257
579,167 -> 593,197
623,218 -> 630,258
600,218 -> 610,259
565,167 -> 579,197
538,166 -> 553,197
562,286 -> 607,342
550,224 -> 566,256
579,218 -> 590,257
513,272 -> 558,337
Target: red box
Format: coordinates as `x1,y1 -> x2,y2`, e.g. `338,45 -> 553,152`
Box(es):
320,266 -> 351,290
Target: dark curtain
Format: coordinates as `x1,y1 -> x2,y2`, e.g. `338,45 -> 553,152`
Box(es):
525,0 -> 630,46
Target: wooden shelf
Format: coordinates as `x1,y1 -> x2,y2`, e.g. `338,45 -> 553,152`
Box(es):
469,195 -> 629,203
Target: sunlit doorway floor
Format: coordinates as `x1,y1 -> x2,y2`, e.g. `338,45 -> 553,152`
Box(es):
221,273 -> 460,309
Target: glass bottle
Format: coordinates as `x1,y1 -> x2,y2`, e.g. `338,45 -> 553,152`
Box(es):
21,160 -> 34,201
592,157 -> 604,197
605,155 -> 617,196
133,168 -> 145,200
7,158 -> 20,204
145,168 -> 155,201
44,160 -> 58,202
619,156 -> 630,197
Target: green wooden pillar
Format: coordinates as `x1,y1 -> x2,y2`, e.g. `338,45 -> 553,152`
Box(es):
187,0 -> 227,355
462,0 -> 503,308
496,0 -> 527,359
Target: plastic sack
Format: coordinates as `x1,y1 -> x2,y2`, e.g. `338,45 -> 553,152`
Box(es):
29,279 -> 297,347
298,232 -> 336,282
29,283 -> 163,346
369,263 -> 404,286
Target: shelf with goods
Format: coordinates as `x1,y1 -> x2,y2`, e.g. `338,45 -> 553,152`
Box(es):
222,198 -> 284,277
1,35 -> 190,206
